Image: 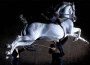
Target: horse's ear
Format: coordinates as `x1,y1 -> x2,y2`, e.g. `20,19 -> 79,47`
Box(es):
72,2 -> 75,11
19,14 -> 23,19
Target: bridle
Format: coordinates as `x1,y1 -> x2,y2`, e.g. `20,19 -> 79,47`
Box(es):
55,2 -> 76,22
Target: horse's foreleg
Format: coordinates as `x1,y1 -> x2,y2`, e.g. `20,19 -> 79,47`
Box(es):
72,27 -> 81,41
75,28 -> 81,38
72,27 -> 89,44
78,37 -> 89,44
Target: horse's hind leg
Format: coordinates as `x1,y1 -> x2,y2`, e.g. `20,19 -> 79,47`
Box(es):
5,40 -> 35,59
6,35 -> 35,55
7,40 -> 35,55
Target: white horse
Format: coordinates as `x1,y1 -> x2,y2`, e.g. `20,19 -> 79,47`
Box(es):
5,2 -> 89,56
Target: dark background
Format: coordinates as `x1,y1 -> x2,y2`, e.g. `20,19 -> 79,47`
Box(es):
0,0 -> 90,65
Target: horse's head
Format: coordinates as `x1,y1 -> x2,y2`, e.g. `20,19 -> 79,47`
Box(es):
54,2 -> 76,22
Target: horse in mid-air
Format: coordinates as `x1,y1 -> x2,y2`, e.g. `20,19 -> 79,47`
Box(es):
5,2 -> 89,56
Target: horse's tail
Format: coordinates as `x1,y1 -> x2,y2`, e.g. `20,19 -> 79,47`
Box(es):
19,14 -> 28,36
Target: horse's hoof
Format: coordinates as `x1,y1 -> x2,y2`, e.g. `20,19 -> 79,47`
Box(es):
5,55 -> 12,59
85,41 -> 89,45
5,56 -> 9,59
6,44 -> 11,48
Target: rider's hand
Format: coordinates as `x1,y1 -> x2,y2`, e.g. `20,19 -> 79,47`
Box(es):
51,47 -> 56,51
